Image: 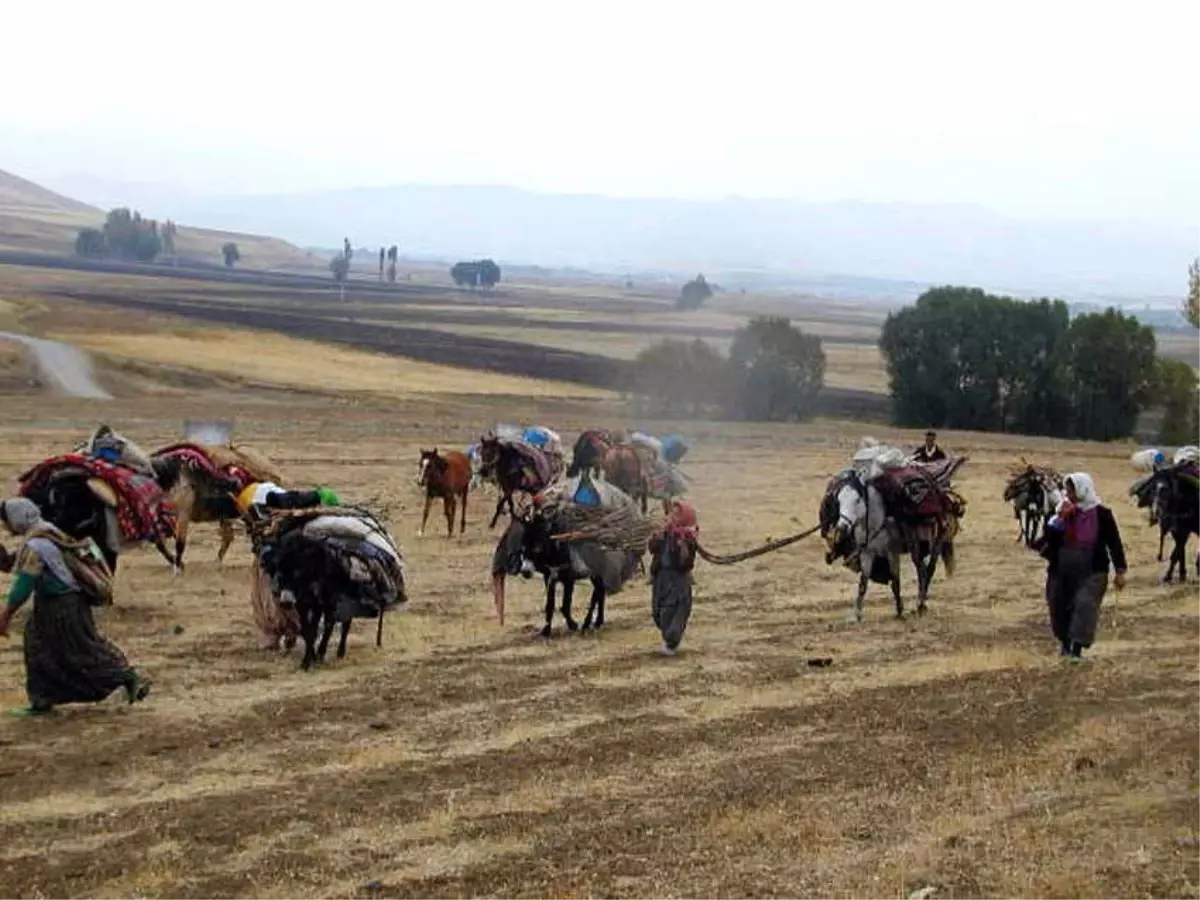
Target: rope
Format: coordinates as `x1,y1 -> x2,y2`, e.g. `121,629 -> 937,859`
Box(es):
696,523 -> 823,565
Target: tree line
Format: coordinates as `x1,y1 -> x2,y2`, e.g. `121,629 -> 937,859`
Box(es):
880,286 -> 1197,444
76,209 -> 243,268
630,317 -> 825,421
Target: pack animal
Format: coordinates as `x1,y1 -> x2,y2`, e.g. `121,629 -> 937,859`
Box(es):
1132,467 -> 1199,582
478,436 -> 552,528
260,524 -> 406,670
820,469 -> 956,620
417,448 -> 472,538
151,443 -> 281,573
1003,465 -> 1064,547
491,506 -> 639,637
601,444 -> 651,513
20,470 -> 175,574
567,430 -> 615,478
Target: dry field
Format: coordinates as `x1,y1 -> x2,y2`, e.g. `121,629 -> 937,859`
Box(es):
0,379 -> 1195,898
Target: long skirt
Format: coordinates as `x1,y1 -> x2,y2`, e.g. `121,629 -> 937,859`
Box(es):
1046,546 -> 1107,649
24,591 -> 134,708
652,568 -> 693,651
250,563 -> 299,650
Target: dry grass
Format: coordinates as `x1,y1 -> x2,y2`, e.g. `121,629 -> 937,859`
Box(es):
0,383 -> 1193,899
48,327 -> 616,400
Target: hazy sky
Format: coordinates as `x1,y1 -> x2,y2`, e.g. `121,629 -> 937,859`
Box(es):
3,0 -> 1197,229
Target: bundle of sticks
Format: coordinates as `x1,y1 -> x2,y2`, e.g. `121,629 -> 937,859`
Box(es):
546,500 -> 661,553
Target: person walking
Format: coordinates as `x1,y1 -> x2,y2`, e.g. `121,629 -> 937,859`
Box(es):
649,500 -> 699,656
1036,473 -> 1127,663
0,498 -> 150,716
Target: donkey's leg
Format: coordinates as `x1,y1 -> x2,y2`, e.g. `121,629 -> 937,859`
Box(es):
459,487 -> 468,534
581,578 -> 602,631
541,578 -> 556,638
561,579 -> 580,632
336,618 -> 351,659
217,519 -> 236,565
443,495 -> 455,539
918,541 -> 940,615
593,580 -> 606,629
852,565 -> 869,622
1158,525 -> 1167,563
891,554 -> 905,619
418,494 -> 433,537
316,608 -> 337,662
299,606 -> 319,671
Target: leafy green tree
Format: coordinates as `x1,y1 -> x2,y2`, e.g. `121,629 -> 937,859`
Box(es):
729,317 -> 825,421
1154,358 -> 1200,445
451,261 -> 479,287
221,242 -> 240,268
478,259 -> 501,289
386,245 -> 398,283
101,208 -> 162,261
74,228 -> 106,257
1062,309 -> 1157,441
677,274 -> 712,311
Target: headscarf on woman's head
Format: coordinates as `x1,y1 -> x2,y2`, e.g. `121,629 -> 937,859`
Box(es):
665,499 -> 699,542
0,498 -> 43,535
1065,473 -> 1102,511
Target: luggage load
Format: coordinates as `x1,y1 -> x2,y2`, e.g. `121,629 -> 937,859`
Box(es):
1174,445 -> 1199,465
660,435 -> 689,464
1131,448 -> 1166,471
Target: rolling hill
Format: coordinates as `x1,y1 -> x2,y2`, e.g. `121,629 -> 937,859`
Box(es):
0,168 -> 323,273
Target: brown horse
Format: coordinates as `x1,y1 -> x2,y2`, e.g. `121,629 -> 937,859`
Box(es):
602,444 -> 651,513
418,448 -> 472,537
152,443 -> 282,572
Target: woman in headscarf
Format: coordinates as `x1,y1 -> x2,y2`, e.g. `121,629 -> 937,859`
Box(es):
1037,473 -> 1127,662
0,498 -> 149,716
648,499 -> 699,656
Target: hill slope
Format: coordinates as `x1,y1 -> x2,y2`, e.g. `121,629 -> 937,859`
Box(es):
0,168 -> 323,273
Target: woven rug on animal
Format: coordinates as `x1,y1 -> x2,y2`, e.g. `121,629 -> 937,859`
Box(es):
19,454 -> 178,543
155,442 -> 283,488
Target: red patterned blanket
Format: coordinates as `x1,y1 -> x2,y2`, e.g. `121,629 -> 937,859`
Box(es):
19,454 -> 177,544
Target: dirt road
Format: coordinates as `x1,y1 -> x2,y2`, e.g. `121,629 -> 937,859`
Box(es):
0,331 -> 111,400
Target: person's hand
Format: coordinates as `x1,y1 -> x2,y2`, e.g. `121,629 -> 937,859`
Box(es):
1113,571 -> 1127,591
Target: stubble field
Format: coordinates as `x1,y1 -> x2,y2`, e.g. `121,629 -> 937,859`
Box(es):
0,382 -> 1195,898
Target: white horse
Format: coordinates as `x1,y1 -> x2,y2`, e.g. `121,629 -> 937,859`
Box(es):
822,470 -> 952,621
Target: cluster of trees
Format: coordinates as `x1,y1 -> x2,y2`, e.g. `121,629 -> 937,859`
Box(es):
631,317 -> 825,421
677,274 -> 713,311
451,259 -> 501,289
75,209 -> 168,262
378,245 -> 399,282
880,286 -> 1196,443
1186,257 -> 1199,328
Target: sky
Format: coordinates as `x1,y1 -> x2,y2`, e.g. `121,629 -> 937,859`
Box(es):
2,0 -> 1198,230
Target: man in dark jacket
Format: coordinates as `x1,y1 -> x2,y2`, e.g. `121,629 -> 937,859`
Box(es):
911,431 -> 947,463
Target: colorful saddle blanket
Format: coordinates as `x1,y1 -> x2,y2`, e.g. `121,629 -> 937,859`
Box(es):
20,454 -> 177,543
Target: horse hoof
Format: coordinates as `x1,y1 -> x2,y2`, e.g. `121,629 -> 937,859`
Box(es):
416,530 -> 424,538
917,604 -> 928,617
565,620 -> 579,632
539,625 -> 552,639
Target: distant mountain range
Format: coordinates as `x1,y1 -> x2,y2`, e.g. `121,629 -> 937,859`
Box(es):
42,174 -> 1197,304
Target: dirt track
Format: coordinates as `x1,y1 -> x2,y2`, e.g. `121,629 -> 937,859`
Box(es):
0,391 -> 1193,898
0,331 -> 110,400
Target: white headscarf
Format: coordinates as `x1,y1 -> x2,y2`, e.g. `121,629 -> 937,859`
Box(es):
1065,473 -> 1102,511
1,498 -> 43,535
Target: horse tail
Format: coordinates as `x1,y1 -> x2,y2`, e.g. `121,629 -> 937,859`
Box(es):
151,454 -> 185,492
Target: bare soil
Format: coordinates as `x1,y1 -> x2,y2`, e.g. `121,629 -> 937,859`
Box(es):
0,388 -> 1194,899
